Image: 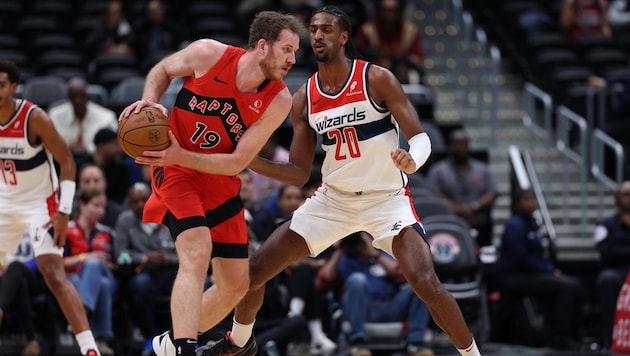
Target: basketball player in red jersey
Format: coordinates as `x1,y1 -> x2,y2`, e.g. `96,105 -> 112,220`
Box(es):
0,60 -> 101,356
199,6 -> 482,356
118,11 -> 305,356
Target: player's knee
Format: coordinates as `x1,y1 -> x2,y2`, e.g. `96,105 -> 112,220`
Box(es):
178,249 -> 211,275
408,271 -> 443,302
39,265 -> 67,291
250,260 -> 278,290
248,272 -> 264,291
222,276 -> 249,301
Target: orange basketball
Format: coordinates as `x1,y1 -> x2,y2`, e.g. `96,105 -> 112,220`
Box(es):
118,107 -> 171,159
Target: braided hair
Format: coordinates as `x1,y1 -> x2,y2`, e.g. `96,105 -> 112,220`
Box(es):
312,6 -> 362,60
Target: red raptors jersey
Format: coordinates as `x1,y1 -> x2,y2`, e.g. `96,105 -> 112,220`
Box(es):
170,46 -> 286,154
144,46 -> 286,232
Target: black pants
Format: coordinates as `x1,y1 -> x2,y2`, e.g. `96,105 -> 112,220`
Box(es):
497,272 -> 583,349
0,261 -> 41,341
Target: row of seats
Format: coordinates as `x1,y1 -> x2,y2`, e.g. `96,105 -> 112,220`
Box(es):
0,0 -> 234,36
0,0 -> 239,90
16,72 -> 439,138
16,75 -> 183,115
468,0 -> 630,139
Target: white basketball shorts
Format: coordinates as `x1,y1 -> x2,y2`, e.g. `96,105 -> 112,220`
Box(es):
0,199 -> 64,259
290,184 -> 427,257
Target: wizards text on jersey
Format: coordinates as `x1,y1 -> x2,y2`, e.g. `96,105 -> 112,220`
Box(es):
314,107 -> 367,133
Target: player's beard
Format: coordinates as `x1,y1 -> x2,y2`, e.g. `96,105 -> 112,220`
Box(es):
315,52 -> 330,62
260,52 -> 283,82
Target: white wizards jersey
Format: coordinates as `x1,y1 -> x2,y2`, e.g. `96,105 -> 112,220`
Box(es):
306,60 -> 407,194
0,99 -> 58,205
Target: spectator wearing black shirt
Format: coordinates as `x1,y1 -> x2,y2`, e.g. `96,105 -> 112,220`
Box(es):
495,189 -> 583,350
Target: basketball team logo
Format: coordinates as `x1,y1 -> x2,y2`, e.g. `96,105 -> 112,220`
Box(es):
429,233 -> 461,264
145,109 -> 156,122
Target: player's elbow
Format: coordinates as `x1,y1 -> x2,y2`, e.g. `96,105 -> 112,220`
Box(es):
226,157 -> 253,176
292,174 -> 310,187
224,165 -> 248,177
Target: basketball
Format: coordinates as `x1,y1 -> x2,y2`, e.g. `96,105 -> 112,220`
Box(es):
118,107 -> 171,159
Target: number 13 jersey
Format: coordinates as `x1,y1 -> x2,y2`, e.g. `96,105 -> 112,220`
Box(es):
0,99 -> 57,204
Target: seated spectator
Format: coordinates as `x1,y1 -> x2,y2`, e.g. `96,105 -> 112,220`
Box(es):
64,189 -> 118,355
76,128 -> 133,205
0,233 -> 43,356
495,188 -> 583,350
251,184 -> 305,243
133,0 -> 184,70
285,249 -> 337,355
593,180 -> 630,349
354,0 -> 426,84
319,231 -> 433,356
426,129 -> 498,247
113,182 -> 178,355
560,0 -> 612,41
74,164 -> 124,229
84,0 -> 135,62
49,77 -> 119,158
588,70 -> 630,122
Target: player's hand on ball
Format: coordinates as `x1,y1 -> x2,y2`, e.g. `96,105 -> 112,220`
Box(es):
135,130 -> 180,167
119,100 -> 168,122
391,149 -> 416,174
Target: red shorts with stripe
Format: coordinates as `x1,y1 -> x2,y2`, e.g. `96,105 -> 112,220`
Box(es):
143,166 -> 248,245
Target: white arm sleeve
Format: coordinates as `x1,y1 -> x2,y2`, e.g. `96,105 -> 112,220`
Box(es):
58,180 -> 76,215
407,132 -> 431,172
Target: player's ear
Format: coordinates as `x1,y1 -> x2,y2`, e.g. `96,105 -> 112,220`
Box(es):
339,31 -> 348,47
257,38 -> 267,54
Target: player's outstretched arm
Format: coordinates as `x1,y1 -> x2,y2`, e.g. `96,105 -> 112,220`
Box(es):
248,84 -> 318,187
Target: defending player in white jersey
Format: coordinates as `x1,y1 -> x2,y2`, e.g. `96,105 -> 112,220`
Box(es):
0,60 -> 101,356
198,6 -> 481,356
